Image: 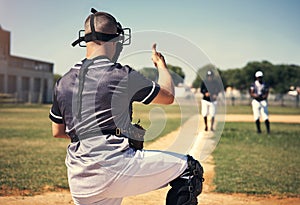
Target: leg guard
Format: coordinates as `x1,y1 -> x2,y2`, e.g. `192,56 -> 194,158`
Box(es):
166,155 -> 204,205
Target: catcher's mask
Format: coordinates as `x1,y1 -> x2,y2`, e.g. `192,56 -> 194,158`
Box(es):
71,8 -> 131,62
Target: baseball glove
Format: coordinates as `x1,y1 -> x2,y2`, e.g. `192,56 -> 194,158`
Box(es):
128,120 -> 145,150
255,95 -> 264,102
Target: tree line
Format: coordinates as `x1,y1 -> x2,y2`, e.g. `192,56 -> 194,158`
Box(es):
138,64 -> 185,86
191,60 -> 300,95
217,61 -> 300,94
54,60 -> 300,95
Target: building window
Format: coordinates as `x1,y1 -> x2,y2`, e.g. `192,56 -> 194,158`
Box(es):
21,77 -> 30,102
0,74 -> 4,93
7,75 -> 16,93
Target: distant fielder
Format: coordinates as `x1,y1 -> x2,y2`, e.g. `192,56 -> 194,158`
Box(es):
200,70 -> 220,131
249,71 -> 270,134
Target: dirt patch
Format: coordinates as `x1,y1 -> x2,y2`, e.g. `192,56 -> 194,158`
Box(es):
0,115 -> 299,205
0,191 -> 73,205
225,114 -> 300,123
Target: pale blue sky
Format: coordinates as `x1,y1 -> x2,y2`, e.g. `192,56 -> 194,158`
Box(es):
0,0 -> 299,84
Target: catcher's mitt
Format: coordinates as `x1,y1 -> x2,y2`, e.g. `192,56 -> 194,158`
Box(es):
255,95 -> 265,102
128,120 -> 145,150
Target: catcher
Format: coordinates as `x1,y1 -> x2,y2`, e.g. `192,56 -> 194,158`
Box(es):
49,8 -> 204,205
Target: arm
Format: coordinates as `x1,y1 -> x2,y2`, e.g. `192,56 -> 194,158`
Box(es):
261,84 -> 269,100
250,87 -> 264,101
151,43 -> 175,104
261,90 -> 269,100
249,87 -> 258,99
49,83 -> 69,139
51,122 -> 70,139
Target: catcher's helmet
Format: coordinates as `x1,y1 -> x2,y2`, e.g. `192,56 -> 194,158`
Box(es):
71,8 -> 131,47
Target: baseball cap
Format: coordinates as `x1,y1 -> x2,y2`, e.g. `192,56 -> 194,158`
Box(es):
255,71 -> 263,78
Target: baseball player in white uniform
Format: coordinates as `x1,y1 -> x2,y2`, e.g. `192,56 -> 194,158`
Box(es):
249,71 -> 270,134
200,70 -> 220,131
49,8 -> 204,205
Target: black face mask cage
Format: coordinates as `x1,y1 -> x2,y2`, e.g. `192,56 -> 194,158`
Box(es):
72,8 -> 131,47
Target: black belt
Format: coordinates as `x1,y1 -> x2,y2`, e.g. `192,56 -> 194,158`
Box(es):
69,128 -> 126,143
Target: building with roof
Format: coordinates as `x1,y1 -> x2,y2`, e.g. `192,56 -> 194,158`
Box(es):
0,26 -> 53,103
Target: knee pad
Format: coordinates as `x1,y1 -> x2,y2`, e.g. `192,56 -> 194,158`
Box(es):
166,155 -> 204,205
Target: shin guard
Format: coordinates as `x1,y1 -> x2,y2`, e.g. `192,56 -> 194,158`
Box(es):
166,155 -> 204,205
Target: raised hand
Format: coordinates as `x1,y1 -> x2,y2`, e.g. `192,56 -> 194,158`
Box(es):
151,43 -> 167,69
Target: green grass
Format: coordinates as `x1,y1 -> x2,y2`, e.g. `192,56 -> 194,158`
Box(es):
0,103 -> 184,196
0,105 -> 69,196
213,122 -> 300,196
0,104 -> 299,196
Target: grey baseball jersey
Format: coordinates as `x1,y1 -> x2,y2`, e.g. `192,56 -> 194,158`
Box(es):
49,57 -> 187,203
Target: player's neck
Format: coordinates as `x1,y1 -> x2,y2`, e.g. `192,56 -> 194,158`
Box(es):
255,80 -> 263,85
86,43 -> 113,60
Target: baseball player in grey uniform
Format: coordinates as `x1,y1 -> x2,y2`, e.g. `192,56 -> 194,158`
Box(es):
49,9 -> 203,205
249,71 -> 270,134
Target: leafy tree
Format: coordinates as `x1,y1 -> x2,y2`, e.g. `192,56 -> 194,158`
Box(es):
272,64 -> 300,94
167,64 -> 185,86
219,68 -> 243,90
192,64 -> 218,88
138,64 -> 185,86
53,74 -> 62,86
218,61 -> 300,95
138,67 -> 158,81
191,60 -> 300,106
